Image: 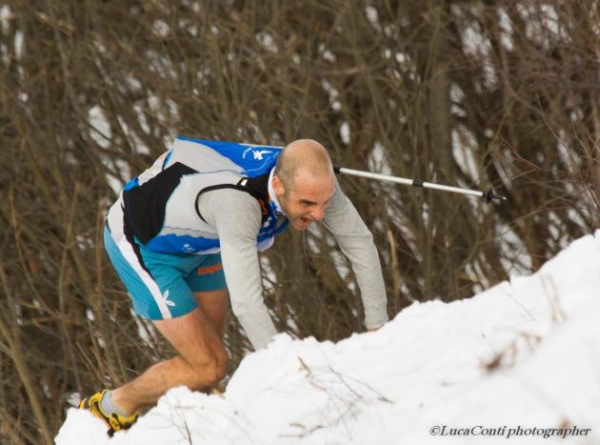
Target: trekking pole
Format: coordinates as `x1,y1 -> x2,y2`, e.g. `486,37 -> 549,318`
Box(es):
333,166 -> 507,203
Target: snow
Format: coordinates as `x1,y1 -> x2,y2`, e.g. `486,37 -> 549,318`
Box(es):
56,232 -> 600,444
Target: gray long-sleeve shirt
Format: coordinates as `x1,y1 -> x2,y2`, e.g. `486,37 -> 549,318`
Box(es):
199,180 -> 389,349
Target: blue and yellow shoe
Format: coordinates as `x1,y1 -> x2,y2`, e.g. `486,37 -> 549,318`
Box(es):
79,390 -> 139,436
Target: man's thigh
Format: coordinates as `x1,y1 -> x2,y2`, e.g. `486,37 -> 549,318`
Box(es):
152,307 -> 225,370
189,253 -> 229,336
194,290 -> 229,338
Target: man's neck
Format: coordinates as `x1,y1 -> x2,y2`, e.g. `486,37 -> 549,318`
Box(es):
267,168 -> 286,216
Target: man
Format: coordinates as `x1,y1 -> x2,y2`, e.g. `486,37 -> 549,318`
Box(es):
80,137 -> 389,435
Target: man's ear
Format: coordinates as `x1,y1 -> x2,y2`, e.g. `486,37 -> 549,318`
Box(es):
272,174 -> 285,197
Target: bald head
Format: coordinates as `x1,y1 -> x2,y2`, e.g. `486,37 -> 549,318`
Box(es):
272,139 -> 336,229
274,139 -> 334,193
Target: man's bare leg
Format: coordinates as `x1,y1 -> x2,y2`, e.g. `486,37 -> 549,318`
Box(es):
109,289 -> 229,415
194,289 -> 229,338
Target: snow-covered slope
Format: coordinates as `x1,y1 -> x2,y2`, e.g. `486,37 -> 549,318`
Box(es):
56,232 -> 600,444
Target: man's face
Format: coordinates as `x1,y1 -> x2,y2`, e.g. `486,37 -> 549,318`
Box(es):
273,173 -> 336,230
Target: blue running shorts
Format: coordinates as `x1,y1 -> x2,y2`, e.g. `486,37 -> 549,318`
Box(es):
104,226 -> 227,320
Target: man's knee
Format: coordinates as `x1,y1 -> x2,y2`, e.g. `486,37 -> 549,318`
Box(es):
189,345 -> 228,389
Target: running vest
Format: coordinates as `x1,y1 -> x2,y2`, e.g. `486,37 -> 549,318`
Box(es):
121,137 -> 289,255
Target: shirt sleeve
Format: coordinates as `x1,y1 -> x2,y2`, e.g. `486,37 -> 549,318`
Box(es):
199,188 -> 277,350
322,181 -> 389,329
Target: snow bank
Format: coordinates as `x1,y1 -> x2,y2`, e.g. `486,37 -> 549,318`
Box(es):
56,232 -> 600,444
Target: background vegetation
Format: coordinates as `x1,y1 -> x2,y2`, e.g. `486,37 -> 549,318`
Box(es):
0,1 -> 598,443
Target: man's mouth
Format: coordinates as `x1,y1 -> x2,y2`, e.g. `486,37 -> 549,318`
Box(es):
297,216 -> 312,228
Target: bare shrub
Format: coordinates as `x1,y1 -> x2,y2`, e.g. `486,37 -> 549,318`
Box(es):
0,1 -> 597,442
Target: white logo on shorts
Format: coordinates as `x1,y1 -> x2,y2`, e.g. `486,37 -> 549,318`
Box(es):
161,290 -> 176,307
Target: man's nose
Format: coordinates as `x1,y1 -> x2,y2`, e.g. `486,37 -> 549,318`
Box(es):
310,205 -> 326,222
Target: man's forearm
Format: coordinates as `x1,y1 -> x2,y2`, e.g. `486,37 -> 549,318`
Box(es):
335,231 -> 389,329
323,184 -> 389,328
